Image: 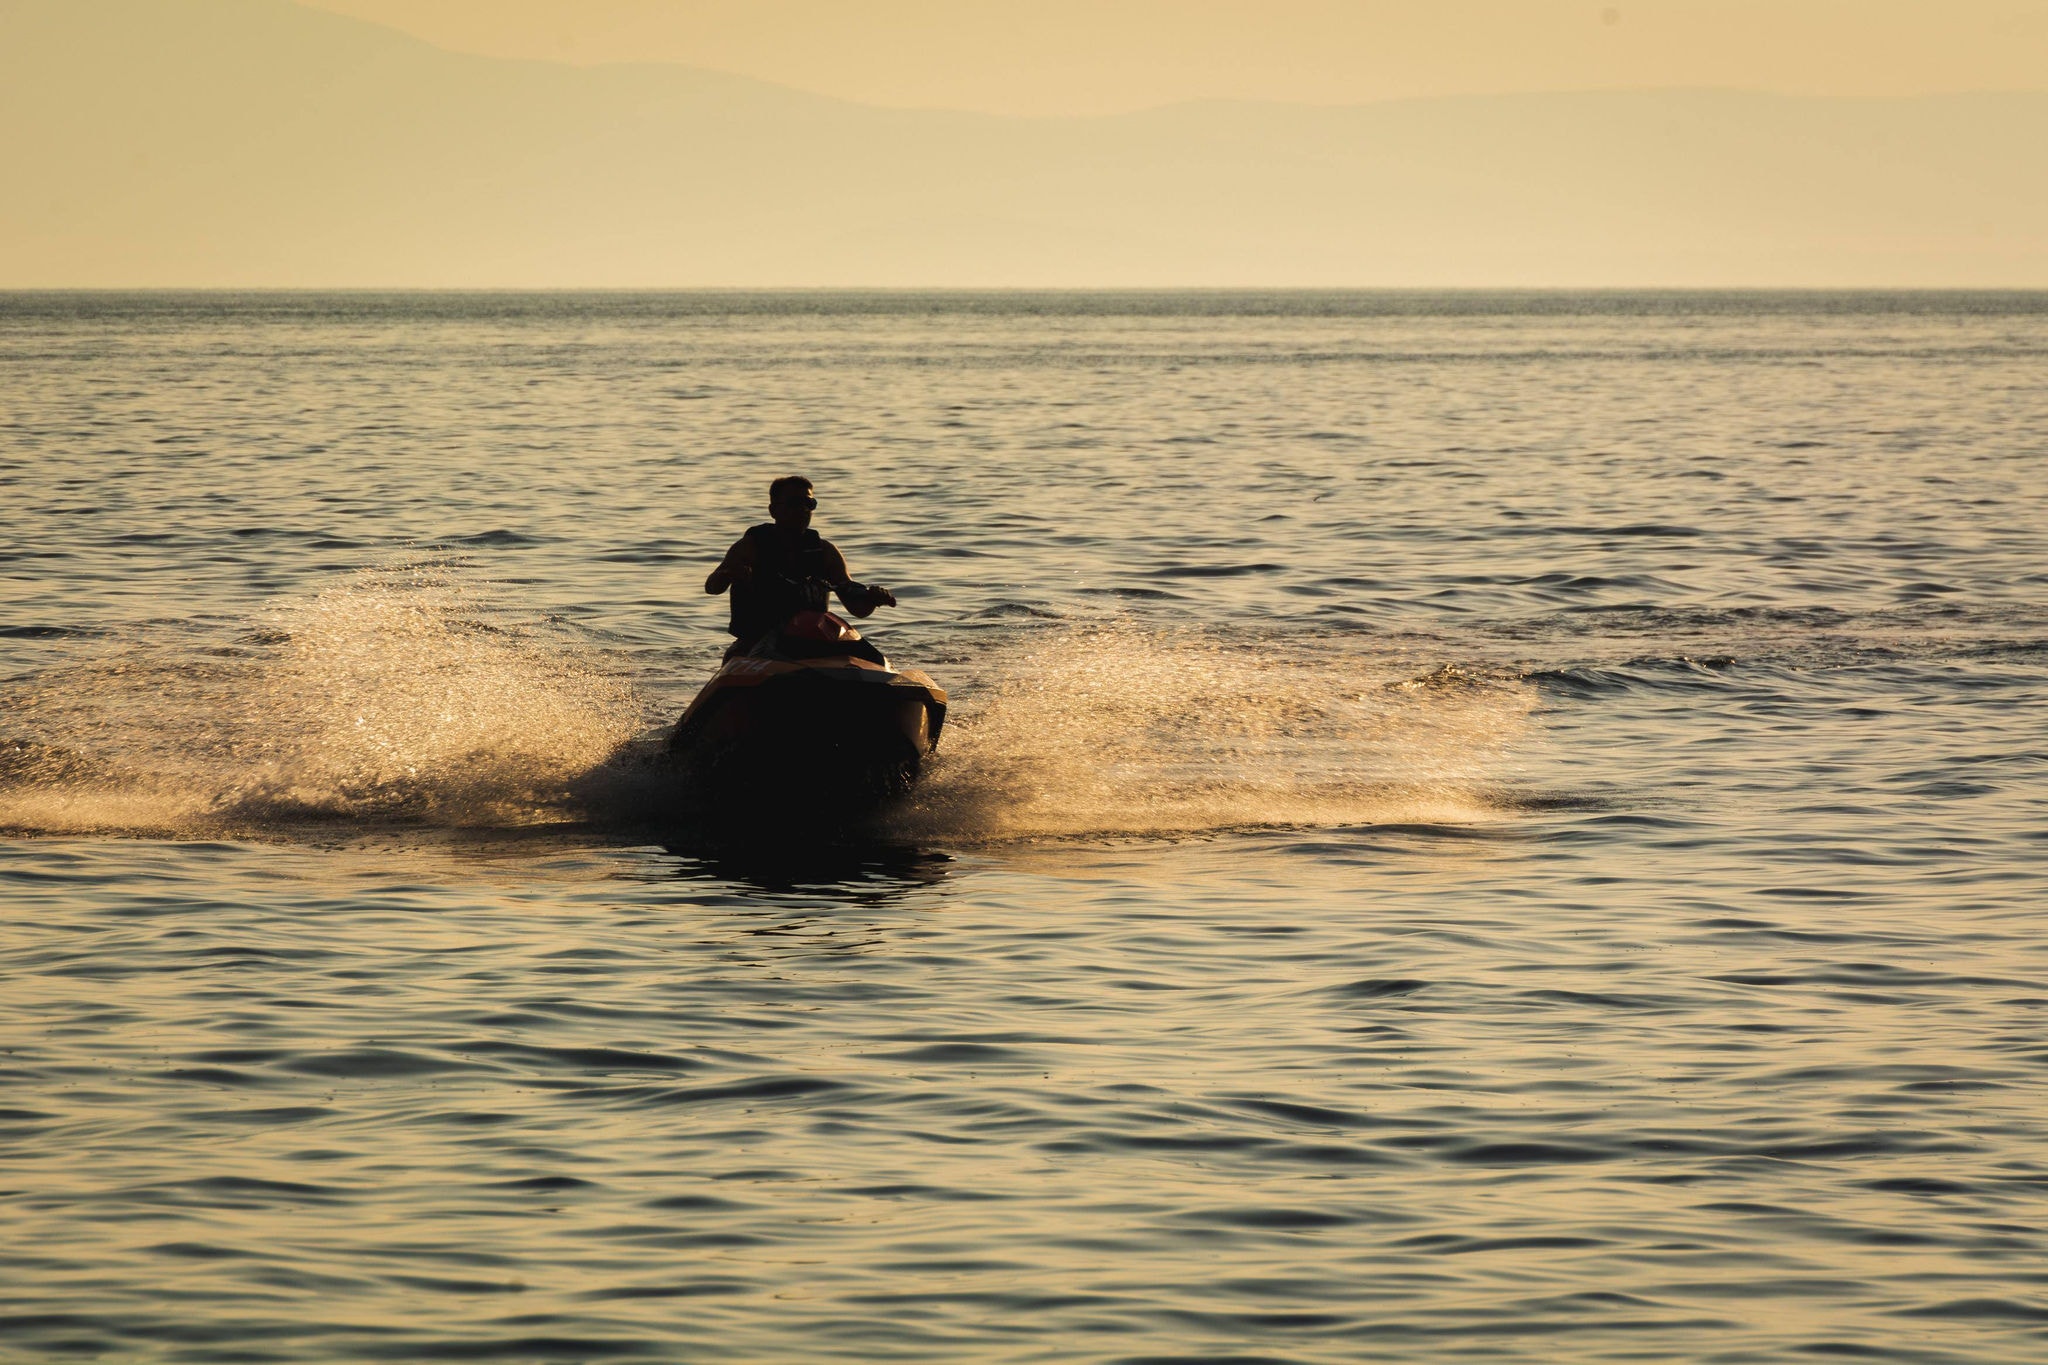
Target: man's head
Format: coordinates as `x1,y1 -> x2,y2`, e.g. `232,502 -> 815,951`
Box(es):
768,475 -> 815,530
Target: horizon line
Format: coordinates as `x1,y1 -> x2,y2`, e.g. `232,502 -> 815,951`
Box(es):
8,285 -> 2048,295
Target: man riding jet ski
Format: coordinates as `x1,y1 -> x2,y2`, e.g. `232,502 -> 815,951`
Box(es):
704,475 -> 897,659
671,477 -> 946,812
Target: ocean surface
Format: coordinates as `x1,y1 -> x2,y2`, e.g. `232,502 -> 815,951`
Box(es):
2,290 -> 2046,1363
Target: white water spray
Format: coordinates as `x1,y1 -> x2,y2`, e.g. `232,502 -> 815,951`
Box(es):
2,575 -> 1529,843
888,627 -> 1532,842
0,563 -> 644,835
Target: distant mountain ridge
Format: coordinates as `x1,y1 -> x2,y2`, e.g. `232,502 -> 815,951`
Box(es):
4,0 -> 2045,286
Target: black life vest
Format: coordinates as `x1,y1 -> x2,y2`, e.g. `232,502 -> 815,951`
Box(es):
728,523 -> 835,641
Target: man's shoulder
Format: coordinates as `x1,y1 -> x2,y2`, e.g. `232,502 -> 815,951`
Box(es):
742,522 -> 823,542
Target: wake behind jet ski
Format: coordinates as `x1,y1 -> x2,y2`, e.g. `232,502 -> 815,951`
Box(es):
673,475 -> 944,816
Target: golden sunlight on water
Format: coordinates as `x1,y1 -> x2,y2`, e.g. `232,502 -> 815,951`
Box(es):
2,292 -> 2046,1363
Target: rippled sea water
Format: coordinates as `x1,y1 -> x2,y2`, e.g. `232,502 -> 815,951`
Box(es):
3,292 -> 2046,1363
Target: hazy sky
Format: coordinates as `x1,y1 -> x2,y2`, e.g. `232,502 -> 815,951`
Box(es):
298,0 -> 2048,115
5,0 -> 2044,286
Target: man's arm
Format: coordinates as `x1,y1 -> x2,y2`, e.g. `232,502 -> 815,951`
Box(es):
820,542 -> 897,618
705,536 -> 755,595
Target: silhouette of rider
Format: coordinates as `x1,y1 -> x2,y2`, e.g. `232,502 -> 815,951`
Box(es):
705,476 -> 897,658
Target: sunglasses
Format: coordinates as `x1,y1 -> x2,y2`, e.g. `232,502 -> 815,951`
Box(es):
776,495 -> 818,510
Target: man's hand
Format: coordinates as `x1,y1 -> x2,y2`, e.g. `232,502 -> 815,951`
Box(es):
705,541 -> 756,594
706,561 -> 751,593
837,582 -> 896,616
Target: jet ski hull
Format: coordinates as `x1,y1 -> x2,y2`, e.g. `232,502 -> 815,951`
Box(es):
668,654 -> 947,815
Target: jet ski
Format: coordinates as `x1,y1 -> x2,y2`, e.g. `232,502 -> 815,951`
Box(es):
667,609 -> 947,815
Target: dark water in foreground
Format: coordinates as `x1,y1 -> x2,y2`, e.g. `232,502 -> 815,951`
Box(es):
3,291 -> 2046,1362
